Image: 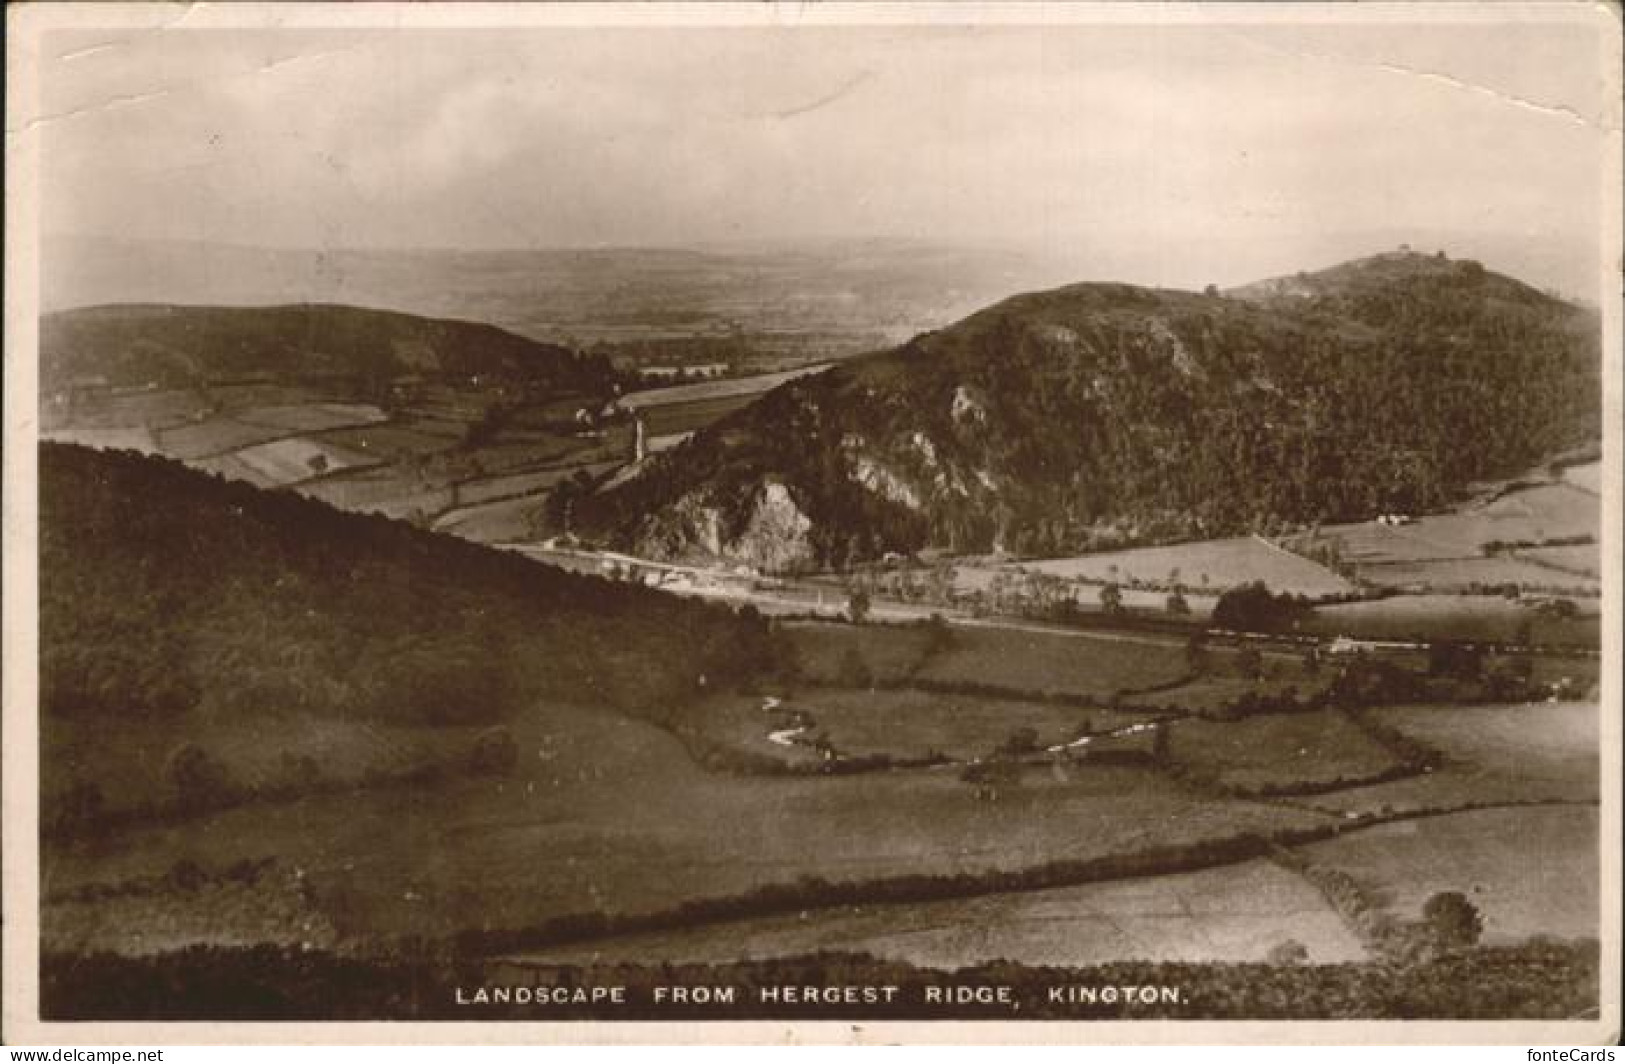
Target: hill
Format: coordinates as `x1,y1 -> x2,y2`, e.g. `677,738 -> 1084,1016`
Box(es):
577,251 -> 1600,571
43,236 -> 1061,373
40,442 -> 779,745
40,302 -> 613,395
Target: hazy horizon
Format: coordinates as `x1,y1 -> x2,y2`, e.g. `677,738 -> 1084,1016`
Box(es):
35,12 -> 1614,299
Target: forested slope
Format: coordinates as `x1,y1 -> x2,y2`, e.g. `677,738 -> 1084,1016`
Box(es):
579,251 -> 1599,570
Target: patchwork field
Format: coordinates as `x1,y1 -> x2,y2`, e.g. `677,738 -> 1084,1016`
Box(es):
509,857 -> 1369,968
41,387 -> 214,431
689,687 -> 1159,765
1017,536 -> 1353,598
154,417 -> 303,459
233,438 -> 380,486
40,699 -> 1329,951
1358,557 -> 1598,594
1294,806 -> 1599,945
1308,481 -> 1599,594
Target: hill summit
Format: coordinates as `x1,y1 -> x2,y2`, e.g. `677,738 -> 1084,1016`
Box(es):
577,251 -> 1600,571
40,302 -> 612,395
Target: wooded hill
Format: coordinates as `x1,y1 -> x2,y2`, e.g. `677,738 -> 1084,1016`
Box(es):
40,443 -> 779,729
578,251 -> 1600,569
41,303 -> 614,395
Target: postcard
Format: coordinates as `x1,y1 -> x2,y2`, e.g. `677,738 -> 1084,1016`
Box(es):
4,0 -> 1619,1046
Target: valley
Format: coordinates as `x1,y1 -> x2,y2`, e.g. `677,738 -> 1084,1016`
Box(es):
34,250 -> 1606,1021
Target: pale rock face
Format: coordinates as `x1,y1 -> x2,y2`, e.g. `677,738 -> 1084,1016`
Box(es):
637,481 -> 814,573
1037,323 -> 1079,346
950,385 -> 986,426
730,481 -> 815,572
850,455 -> 922,510
910,431 -> 939,468
1146,318 -> 1202,379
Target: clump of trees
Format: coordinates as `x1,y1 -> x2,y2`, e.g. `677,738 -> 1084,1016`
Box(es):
1212,582 -> 1311,633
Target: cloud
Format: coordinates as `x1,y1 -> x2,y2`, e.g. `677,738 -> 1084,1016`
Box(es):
35,20 -> 1610,261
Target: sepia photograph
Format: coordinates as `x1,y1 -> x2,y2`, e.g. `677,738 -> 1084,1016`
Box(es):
3,0 -> 1620,1046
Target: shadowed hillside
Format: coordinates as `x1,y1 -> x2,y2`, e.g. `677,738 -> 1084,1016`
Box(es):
40,303 -> 614,395
40,443 -> 779,732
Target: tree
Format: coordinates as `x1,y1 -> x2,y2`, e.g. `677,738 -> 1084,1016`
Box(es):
1099,581 -> 1123,614
1234,647 -> 1264,680
998,726 -> 1040,757
1267,939 -> 1309,966
1421,891 -> 1484,954
1213,581 -> 1306,633
846,587 -> 871,625
961,757 -> 1023,801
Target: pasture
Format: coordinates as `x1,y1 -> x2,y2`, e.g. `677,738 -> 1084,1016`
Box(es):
912,625 -> 1191,700
1127,676 -> 1325,715
1303,595 -> 1600,645
1516,543 -> 1600,578
785,621 -> 937,683
40,427 -> 160,454
1293,806 -> 1599,945
231,402 -> 386,433
41,709 -> 486,818
614,364 -> 830,412
1562,460 -> 1601,494
1314,482 -> 1598,580
1358,557 -> 1598,594
510,857 -> 1368,968
233,438 -> 379,487
315,422 -> 464,462
41,388 -> 212,431
1305,701 -> 1598,816
638,394 -> 757,438
1017,536 -> 1352,598
1165,710 -> 1403,794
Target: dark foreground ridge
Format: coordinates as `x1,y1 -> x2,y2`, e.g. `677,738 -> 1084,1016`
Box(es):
42,940 -> 1599,1020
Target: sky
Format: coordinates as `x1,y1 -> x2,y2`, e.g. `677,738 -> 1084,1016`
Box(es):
25,7 -> 1620,291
